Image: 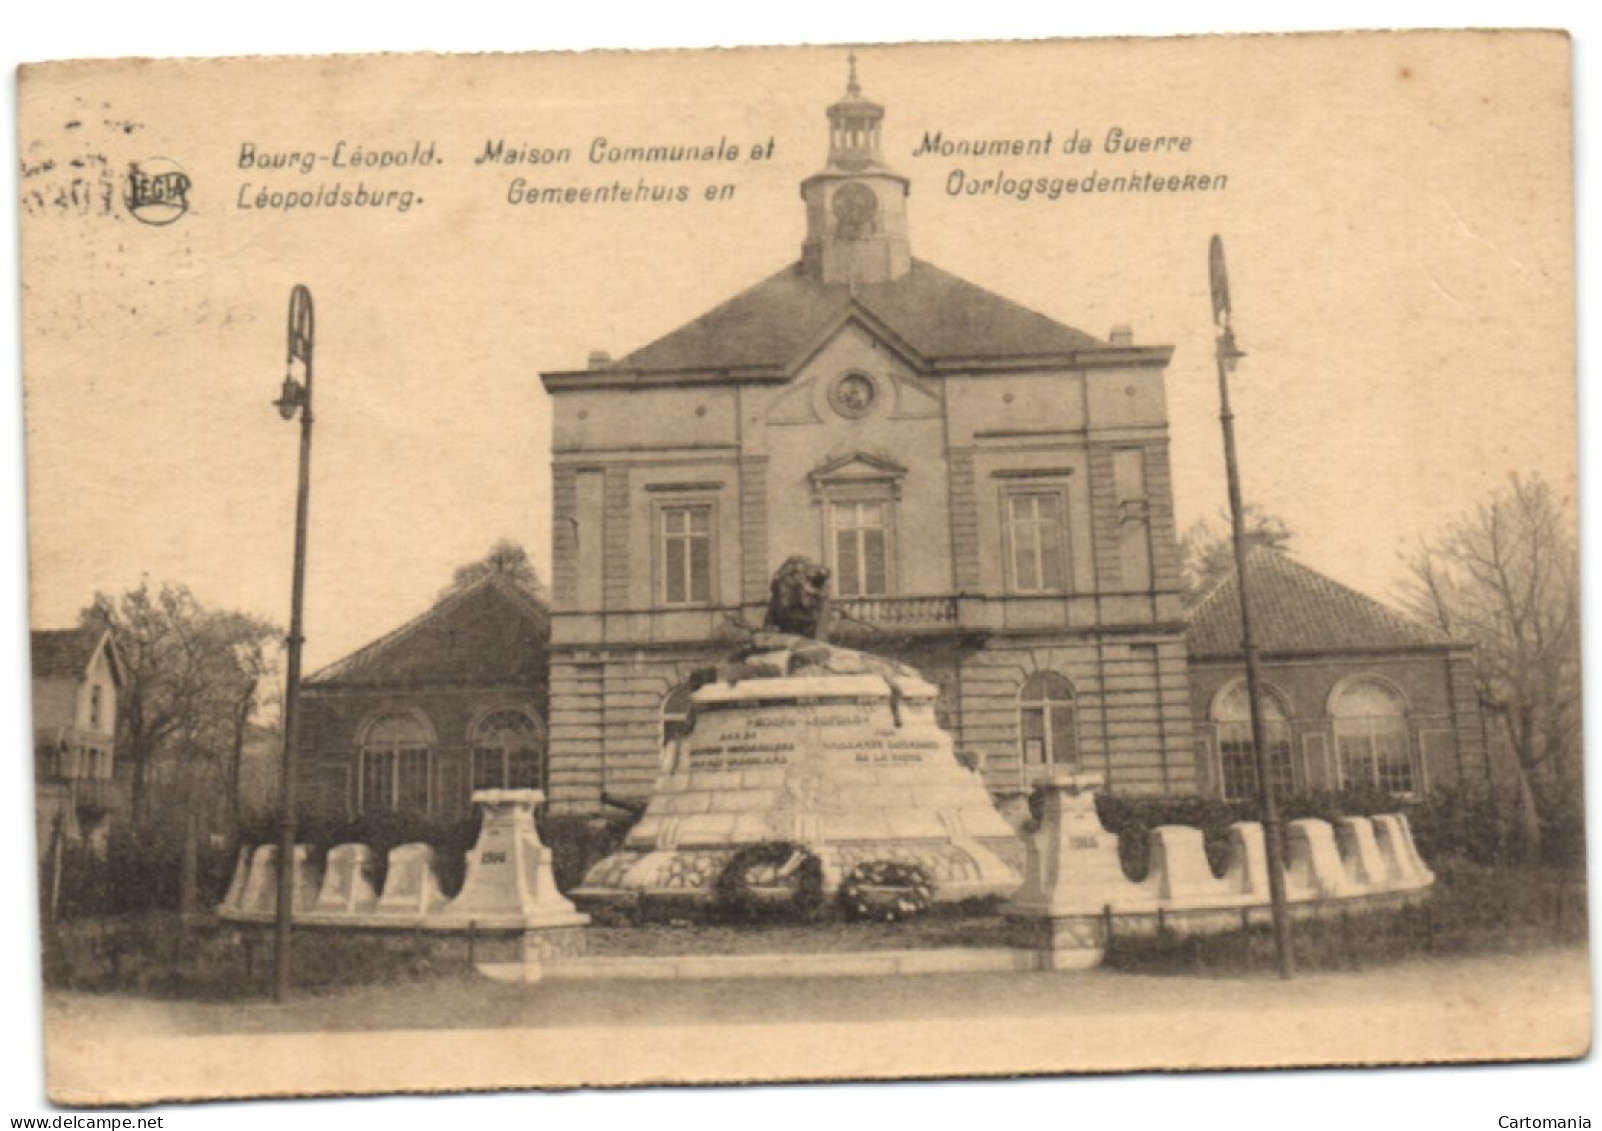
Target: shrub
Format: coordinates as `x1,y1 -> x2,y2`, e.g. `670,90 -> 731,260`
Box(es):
44,829 -> 237,921
539,814 -> 635,892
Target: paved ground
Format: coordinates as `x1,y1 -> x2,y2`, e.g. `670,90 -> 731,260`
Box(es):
40,946 -> 1571,1034
42,944 -> 1592,1104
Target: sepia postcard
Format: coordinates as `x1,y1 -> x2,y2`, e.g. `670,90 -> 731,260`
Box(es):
12,29 -> 1591,1109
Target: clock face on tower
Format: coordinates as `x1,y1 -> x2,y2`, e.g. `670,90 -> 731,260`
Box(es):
832,182 -> 880,240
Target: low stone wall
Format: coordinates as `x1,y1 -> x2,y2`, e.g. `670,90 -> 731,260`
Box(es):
1002,773 -> 1435,968
218,789 -> 588,935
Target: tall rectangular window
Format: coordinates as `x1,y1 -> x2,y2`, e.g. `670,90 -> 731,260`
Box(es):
830,499 -> 889,597
1006,491 -> 1066,592
661,505 -> 713,605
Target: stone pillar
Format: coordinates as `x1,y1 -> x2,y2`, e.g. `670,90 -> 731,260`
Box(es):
1003,772 -> 1147,969
445,790 -> 589,943
441,789 -> 589,983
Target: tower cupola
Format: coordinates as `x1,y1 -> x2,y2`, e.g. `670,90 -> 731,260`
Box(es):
800,55 -> 912,286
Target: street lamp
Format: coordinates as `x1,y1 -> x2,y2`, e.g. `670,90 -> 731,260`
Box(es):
272,284 -> 314,1002
1209,237 -> 1295,980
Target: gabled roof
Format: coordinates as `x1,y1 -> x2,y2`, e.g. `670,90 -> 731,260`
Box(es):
31,626 -> 121,686
595,258 -> 1106,375
1186,548 -> 1452,659
307,574 -> 549,689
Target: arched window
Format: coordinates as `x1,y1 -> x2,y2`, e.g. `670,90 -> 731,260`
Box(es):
359,711 -> 432,814
471,708 -> 544,794
1332,679 -> 1414,795
1213,681 -> 1294,800
1018,672 -> 1078,774
661,685 -> 694,746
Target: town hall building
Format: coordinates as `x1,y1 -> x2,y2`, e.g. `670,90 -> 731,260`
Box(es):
540,65 -> 1195,818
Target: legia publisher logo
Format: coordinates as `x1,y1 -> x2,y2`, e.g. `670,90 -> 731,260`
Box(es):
124,157 -> 191,225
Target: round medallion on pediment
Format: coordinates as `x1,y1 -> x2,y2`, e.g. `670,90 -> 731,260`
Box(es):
829,372 -> 879,419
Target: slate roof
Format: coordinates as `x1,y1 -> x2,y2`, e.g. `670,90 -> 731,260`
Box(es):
606,258 -> 1105,373
31,627 -> 117,684
307,575 -> 549,688
1186,548 -> 1453,659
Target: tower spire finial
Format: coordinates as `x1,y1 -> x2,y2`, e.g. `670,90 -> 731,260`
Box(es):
847,51 -> 860,98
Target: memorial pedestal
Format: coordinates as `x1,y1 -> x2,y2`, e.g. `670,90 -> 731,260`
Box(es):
443,789 -> 590,932
1003,773 -> 1130,968
575,645 -> 1020,906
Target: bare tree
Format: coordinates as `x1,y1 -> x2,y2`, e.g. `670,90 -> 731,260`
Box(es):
1402,472 -> 1582,854
81,582 -> 280,835
440,538 -> 549,602
1180,504 -> 1294,607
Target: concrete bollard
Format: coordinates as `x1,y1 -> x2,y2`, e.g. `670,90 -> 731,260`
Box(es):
220,845 -> 253,912
1222,822 -> 1270,898
1284,819 -> 1351,899
1333,817 -> 1389,890
314,844 -> 379,915
1372,814 -> 1434,888
237,845 -> 319,915
1146,825 -> 1230,904
376,843 -> 447,916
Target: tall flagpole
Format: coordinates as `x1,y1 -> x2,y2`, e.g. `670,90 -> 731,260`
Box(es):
1210,236 -> 1295,979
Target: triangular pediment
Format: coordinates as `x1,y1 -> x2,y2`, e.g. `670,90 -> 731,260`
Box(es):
807,450 -> 909,498
767,318 -> 944,426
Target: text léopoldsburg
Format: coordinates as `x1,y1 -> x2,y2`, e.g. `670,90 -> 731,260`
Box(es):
235,140 -> 437,214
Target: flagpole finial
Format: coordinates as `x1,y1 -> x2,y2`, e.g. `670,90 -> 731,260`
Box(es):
846,51 -> 861,98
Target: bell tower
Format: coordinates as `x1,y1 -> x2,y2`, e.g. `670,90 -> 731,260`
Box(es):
800,55 -> 912,286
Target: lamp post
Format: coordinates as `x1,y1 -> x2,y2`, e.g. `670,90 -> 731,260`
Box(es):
271,284 -> 315,1002
1209,237 -> 1295,980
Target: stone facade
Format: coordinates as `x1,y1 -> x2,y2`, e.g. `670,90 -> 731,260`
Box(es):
540,70 -> 1194,817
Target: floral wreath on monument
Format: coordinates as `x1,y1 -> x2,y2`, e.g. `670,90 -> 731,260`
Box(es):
713,841 -> 826,922
837,860 -> 936,922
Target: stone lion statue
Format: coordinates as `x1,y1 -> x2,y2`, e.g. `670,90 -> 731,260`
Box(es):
764,556 -> 832,640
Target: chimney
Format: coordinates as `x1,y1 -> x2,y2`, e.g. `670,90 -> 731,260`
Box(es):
587,350 -> 612,370
1109,325 -> 1134,346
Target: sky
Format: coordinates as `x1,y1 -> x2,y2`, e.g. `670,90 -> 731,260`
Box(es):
13,32 -> 1577,675
2,3 -> 1598,1125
